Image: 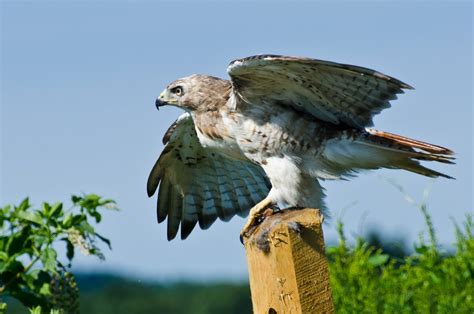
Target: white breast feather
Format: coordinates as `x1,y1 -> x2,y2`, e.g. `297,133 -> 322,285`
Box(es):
261,155 -> 302,207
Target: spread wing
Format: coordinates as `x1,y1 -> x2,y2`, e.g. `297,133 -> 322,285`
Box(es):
147,113 -> 271,240
227,54 -> 413,128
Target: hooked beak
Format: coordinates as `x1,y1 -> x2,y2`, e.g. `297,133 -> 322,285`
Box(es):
155,91 -> 167,110
155,99 -> 165,110
155,90 -> 178,110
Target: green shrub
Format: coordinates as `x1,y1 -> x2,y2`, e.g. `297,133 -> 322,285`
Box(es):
0,194 -> 116,313
328,206 -> 474,313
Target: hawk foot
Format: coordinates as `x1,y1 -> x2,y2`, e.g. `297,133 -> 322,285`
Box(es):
240,197 -> 273,244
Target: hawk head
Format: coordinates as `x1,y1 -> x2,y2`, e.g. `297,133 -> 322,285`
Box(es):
155,74 -> 231,112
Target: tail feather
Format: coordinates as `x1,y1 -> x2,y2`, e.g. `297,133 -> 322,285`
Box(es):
394,160 -> 454,179
364,129 -> 455,179
366,129 -> 454,155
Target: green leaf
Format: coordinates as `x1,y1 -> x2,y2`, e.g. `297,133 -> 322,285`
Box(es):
40,248 -> 57,273
80,221 -> 95,234
368,254 -> 389,267
29,306 -> 42,314
1,205 -> 12,217
17,210 -> 43,225
64,238 -> 75,261
7,226 -> 32,255
71,214 -> 86,226
85,194 -> 101,202
17,198 -> 30,212
34,235 -> 50,248
48,203 -> 63,219
91,211 -> 102,223
0,236 -> 8,251
38,282 -> 51,296
41,203 -> 51,216
62,213 -> 73,228
0,251 -> 8,261
71,195 -> 81,204
80,194 -> 101,211
95,232 -> 112,250
0,261 -> 6,273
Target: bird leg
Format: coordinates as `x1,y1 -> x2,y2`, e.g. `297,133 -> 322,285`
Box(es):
240,197 -> 273,243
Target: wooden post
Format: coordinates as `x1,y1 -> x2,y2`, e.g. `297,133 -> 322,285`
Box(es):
244,208 -> 334,314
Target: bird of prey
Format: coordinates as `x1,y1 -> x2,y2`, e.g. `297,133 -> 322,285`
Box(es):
148,54 -> 454,241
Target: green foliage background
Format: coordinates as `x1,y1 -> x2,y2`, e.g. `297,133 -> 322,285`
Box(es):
5,215 -> 473,314
2,194 -> 473,313
328,216 -> 474,313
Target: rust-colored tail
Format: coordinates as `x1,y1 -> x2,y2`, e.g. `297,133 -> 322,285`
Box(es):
365,129 -> 455,179
367,129 -> 454,155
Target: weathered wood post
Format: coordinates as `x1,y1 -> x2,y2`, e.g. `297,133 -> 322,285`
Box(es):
244,208 -> 334,313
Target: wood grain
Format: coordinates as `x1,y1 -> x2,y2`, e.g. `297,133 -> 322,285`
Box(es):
244,208 -> 334,314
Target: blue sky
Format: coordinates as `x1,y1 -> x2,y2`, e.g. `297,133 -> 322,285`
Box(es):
1,1 -> 472,281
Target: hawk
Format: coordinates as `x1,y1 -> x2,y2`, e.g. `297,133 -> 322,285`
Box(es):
147,55 -> 454,241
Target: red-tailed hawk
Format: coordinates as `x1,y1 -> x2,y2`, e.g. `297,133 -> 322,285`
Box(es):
147,55 -> 454,241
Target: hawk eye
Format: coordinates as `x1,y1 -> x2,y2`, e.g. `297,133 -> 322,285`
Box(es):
172,86 -> 183,96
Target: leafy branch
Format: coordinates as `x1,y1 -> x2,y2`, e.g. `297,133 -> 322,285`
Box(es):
0,194 -> 117,312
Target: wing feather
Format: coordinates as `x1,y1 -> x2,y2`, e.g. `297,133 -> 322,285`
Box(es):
211,158 -> 240,220
156,175 -> 170,223
181,185 -> 201,240
225,162 -> 253,215
228,54 -> 412,128
147,113 -> 271,240
166,185 -> 183,241
199,181 -> 219,229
